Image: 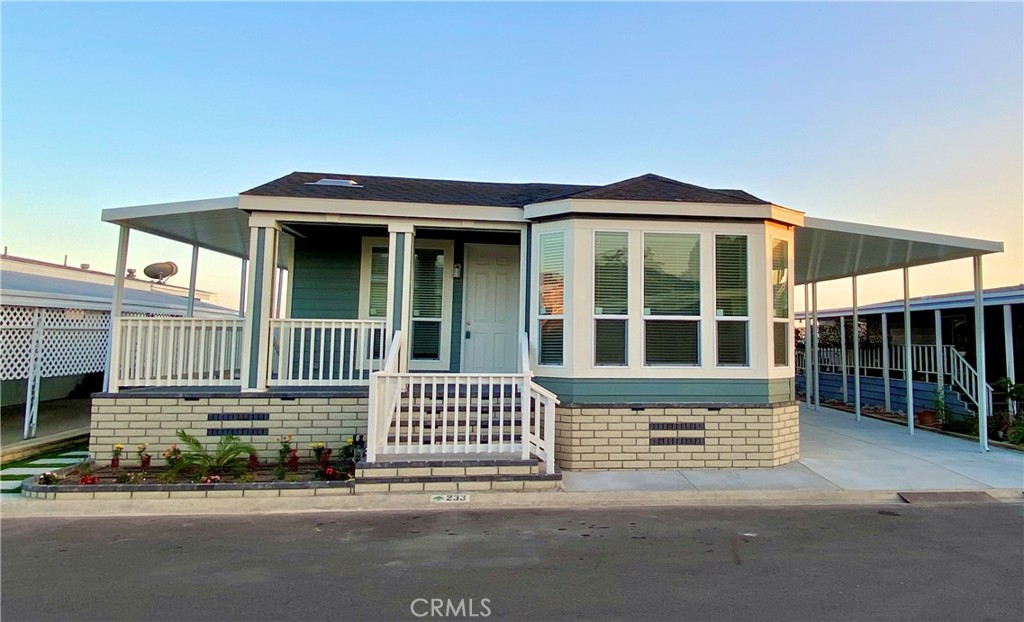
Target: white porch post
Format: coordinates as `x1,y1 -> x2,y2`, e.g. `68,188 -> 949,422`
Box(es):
973,256 -> 989,452
840,316 -> 848,403
852,276 -> 861,421
803,283 -> 811,406
935,309 -> 944,404
882,313 -> 891,412
105,225 -> 130,393
241,224 -> 278,392
274,267 -> 284,318
22,308 -> 43,439
238,259 -> 247,319
903,267 -> 914,435
186,245 -> 199,318
1005,305 -> 1016,415
386,224 -> 415,372
812,282 -> 820,410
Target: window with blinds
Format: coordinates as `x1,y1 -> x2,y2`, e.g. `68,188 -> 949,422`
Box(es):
643,233 -> 700,365
411,248 -> 444,360
715,235 -> 748,366
772,239 -> 790,366
368,247 -> 389,318
538,232 -> 565,366
594,231 -> 628,366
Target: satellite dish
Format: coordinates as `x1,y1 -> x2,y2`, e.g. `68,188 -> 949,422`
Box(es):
143,261 -> 178,283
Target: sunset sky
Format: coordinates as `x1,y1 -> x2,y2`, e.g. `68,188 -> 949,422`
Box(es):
3,2 -> 1021,310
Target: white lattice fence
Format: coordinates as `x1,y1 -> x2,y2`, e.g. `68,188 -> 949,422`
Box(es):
1,306 -> 111,381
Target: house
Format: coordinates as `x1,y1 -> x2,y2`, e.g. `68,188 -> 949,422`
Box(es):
1,253 -> 236,441
90,172 -> 1004,477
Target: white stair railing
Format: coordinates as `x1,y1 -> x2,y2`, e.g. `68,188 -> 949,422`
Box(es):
945,346 -> 993,417
112,317 -> 244,389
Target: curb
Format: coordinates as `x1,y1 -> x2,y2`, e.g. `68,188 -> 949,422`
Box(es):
2,487 -> 1021,519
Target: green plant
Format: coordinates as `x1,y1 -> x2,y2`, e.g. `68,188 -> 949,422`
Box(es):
237,472 -> 255,483
1008,417 -> 1024,446
934,391 -> 955,426
175,429 -> 257,477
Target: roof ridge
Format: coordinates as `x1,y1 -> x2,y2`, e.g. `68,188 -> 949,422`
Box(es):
286,171 -> 595,189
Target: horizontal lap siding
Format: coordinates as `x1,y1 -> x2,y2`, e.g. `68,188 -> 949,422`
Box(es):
796,373 -> 971,416
533,377 -> 794,405
290,231 -> 363,319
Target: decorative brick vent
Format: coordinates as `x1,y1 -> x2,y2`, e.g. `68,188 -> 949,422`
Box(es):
207,428 -> 270,436
650,437 -> 705,446
208,413 -> 270,421
649,422 -> 705,431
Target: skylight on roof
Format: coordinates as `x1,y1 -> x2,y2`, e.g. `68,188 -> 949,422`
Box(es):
305,178 -> 363,187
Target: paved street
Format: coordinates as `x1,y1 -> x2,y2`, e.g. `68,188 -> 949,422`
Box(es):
2,504 -> 1022,622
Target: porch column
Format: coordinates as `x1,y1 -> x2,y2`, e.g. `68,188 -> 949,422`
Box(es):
241,224 -> 279,392
1005,305 -> 1016,415
852,276 -> 861,421
840,316 -> 848,403
973,256 -> 989,452
903,267 -> 914,435
803,283 -> 811,406
386,223 -> 415,372
238,259 -> 247,318
105,225 -> 131,393
520,226 -> 530,336
186,245 -> 199,318
935,309 -> 944,405
812,282 -> 820,410
882,313 -> 891,412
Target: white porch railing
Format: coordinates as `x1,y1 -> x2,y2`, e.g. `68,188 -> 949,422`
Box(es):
367,332 -> 558,473
112,317 -> 244,388
267,319 -> 386,386
796,344 -> 993,416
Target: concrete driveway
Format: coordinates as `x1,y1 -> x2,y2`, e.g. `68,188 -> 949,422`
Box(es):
563,405 -> 1024,492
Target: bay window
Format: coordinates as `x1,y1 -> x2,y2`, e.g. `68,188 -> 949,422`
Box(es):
772,238 -> 790,366
538,232 -> 565,366
715,235 -> 749,366
643,233 -> 700,366
594,231 -> 628,366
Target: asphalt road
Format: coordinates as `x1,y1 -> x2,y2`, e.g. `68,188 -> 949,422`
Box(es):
2,504 -> 1022,622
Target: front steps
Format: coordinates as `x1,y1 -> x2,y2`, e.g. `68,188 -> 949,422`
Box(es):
355,457 -> 561,493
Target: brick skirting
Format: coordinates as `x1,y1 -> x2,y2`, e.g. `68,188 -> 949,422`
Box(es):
554,403 -> 800,470
89,396 -> 369,463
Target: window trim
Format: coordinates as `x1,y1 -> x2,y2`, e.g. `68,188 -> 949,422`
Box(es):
641,231 -> 702,368
713,233 -> 750,368
771,237 -> 791,368
592,229 -> 629,367
358,237 -> 390,320
537,231 -> 566,368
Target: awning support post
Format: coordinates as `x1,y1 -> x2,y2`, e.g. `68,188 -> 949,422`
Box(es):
1005,305 -> 1016,415
935,309 -> 944,404
973,256 -> 989,452
904,267 -> 914,435
104,225 -> 130,393
23,308 -> 43,439
882,313 -> 891,412
238,259 -> 247,319
186,245 -> 199,318
812,282 -> 820,410
803,283 -> 811,407
852,276 -> 861,421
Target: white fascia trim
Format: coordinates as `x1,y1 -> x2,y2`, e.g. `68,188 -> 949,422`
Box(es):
247,211 -> 527,231
802,217 -> 1004,254
523,198 -> 805,226
102,197 -> 239,223
239,195 -> 527,224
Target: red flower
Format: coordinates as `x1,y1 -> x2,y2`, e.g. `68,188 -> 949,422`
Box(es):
248,454 -> 260,472
80,475 -> 98,485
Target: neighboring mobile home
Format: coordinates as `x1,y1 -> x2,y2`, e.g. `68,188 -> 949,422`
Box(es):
91,172 -> 1003,475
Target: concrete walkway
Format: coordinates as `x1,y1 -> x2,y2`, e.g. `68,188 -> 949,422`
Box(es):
1,398 -> 91,462
563,405 -> 1024,492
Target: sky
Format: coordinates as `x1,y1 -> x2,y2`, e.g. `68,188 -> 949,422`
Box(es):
2,1 -> 1022,311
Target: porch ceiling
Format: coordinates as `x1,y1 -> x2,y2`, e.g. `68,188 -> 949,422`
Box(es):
795,217 -> 1003,285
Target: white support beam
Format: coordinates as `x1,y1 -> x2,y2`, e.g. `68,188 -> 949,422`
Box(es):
812,282 -> 820,410
1005,305 -> 1016,415
974,256 -> 989,452
240,225 -> 278,392
904,267 -> 914,435
935,309 -> 944,404
804,283 -> 811,407
238,259 -> 247,319
852,276 -> 861,421
105,225 -> 131,393
882,312 -> 891,412
23,308 -> 43,439
840,316 -> 848,403
186,245 -> 199,318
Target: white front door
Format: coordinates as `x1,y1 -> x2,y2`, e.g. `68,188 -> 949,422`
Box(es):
462,244 -> 520,373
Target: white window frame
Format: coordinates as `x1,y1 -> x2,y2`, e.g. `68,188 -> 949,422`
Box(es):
771,237 -> 791,367
358,237 -> 390,320
641,231 -> 702,368
714,233 -> 750,368
593,230 -> 629,367
537,231 -> 566,368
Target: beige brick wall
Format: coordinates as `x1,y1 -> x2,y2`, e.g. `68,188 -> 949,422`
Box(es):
554,403 -> 800,470
89,396 -> 368,464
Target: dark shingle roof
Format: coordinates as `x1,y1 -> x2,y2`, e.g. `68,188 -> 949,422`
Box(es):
242,172 -> 595,208
242,172 -> 769,207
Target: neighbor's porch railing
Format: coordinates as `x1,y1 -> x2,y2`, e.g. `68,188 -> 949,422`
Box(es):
111,317 -> 244,389
366,332 -> 557,473
267,319 -> 386,386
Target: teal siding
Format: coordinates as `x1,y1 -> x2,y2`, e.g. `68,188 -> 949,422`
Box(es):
532,377 -> 795,405
290,229 -> 368,319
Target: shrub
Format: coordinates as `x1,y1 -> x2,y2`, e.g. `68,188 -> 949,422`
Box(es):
175,429 -> 257,477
